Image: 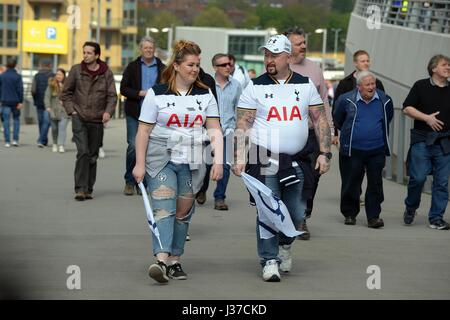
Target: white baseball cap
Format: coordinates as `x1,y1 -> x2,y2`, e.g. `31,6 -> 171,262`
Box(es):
259,34 -> 292,54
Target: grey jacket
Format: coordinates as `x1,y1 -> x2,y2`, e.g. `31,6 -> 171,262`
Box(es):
146,136 -> 207,194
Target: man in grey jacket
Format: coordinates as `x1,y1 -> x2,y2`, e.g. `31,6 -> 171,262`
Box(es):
62,41 -> 117,201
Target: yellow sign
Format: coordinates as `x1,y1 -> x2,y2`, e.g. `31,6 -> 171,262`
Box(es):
21,20 -> 68,54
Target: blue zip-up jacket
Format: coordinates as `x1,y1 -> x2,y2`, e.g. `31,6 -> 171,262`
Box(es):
0,68 -> 23,106
333,88 -> 394,156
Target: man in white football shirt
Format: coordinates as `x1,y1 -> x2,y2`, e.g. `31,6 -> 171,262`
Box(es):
232,34 -> 331,282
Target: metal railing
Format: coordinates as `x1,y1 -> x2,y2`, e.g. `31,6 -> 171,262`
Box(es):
354,0 -> 450,34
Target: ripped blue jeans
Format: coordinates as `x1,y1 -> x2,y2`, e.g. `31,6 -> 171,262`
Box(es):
148,161 -> 194,256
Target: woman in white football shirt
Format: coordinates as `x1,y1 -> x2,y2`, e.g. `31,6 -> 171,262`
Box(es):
133,40 -> 223,284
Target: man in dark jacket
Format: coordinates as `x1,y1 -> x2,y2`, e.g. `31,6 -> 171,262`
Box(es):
61,41 -> 117,201
32,59 -> 54,147
120,36 -> 166,196
0,58 -> 23,147
333,71 -> 393,228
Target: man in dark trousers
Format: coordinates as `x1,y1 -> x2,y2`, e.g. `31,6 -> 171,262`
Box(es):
333,71 -> 393,228
62,41 -> 117,201
32,59 -> 54,147
0,58 -> 23,147
333,50 -> 385,206
403,54 -> 450,230
120,36 -> 165,196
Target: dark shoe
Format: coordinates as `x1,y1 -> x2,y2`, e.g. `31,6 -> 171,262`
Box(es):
185,234 -> 191,241
429,219 -> 450,230
344,216 -> 356,225
84,192 -> 93,200
297,221 -> 310,240
148,261 -> 169,283
136,185 -> 143,195
123,183 -> 135,196
368,218 -> 384,228
214,199 -> 229,210
403,209 -> 416,225
74,192 -> 85,201
167,262 -> 187,280
196,191 -> 206,205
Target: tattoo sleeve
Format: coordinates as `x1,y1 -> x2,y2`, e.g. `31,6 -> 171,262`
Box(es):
234,108 -> 256,164
309,104 -> 331,153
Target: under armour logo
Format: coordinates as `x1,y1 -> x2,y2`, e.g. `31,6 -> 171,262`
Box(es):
294,90 -> 300,101
167,102 -> 175,108
196,99 -> 202,111
268,38 -> 277,44
265,94 -> 274,99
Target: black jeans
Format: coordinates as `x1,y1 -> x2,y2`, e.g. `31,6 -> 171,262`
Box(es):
339,148 -> 386,220
72,115 -> 104,193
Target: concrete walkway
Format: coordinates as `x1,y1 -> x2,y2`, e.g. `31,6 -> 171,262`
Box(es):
0,120 -> 449,299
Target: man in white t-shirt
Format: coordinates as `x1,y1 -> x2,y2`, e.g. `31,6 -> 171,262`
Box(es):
229,54 -> 251,90
232,34 -> 331,282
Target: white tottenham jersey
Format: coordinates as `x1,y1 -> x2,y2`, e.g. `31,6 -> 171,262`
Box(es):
238,71 -> 323,155
139,83 -> 219,163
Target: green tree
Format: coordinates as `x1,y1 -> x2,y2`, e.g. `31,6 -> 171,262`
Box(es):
138,10 -> 182,50
331,0 -> 355,13
193,6 -> 234,28
241,12 -> 260,29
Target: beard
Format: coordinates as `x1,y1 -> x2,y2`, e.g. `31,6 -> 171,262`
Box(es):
266,64 -> 278,75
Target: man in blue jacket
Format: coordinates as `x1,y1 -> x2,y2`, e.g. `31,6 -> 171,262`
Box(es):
31,59 -> 54,147
0,58 -> 23,147
333,71 -> 393,228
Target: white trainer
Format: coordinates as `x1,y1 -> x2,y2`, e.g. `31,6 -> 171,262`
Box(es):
52,144 -> 58,152
262,259 -> 280,282
278,245 -> 292,273
58,145 -> 65,153
99,147 -> 106,159
5,143 -> 11,148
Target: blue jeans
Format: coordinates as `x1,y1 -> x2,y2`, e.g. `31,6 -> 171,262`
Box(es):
148,162 -> 194,257
405,142 -> 450,222
37,109 -> 50,145
213,136 -> 231,200
50,118 -> 69,146
256,165 -> 305,267
1,105 -> 20,143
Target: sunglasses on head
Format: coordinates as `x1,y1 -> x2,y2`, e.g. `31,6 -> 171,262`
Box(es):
215,62 -> 231,67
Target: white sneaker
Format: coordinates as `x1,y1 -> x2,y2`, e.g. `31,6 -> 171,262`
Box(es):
52,144 -> 58,152
278,245 -> 292,273
262,259 -> 280,282
12,141 -> 19,147
5,143 -> 10,148
99,147 -> 105,159
58,145 -> 65,153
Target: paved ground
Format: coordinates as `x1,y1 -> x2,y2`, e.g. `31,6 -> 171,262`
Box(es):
0,119 -> 449,300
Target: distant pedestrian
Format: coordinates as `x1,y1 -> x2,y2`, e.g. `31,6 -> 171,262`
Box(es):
0,58 -> 23,147
120,36 -> 166,196
32,59 -> 54,147
195,53 -> 242,210
248,69 -> 257,79
402,54 -> 450,230
133,40 -> 223,284
284,26 -> 336,240
45,68 -> 69,153
333,71 -> 393,228
228,54 -> 250,90
61,41 -> 117,201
